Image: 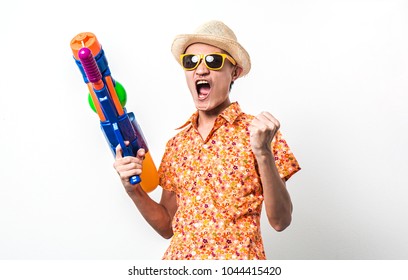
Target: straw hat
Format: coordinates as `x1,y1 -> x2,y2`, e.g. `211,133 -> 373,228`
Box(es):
171,20 -> 251,77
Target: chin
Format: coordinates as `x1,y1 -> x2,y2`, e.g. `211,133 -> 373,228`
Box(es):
195,104 -> 211,111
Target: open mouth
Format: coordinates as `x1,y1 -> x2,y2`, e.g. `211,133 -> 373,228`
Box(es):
196,80 -> 211,100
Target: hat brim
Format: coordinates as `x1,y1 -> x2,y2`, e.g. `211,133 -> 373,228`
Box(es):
171,34 -> 251,77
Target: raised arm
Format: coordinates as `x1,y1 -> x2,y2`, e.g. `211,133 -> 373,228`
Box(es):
249,112 -> 293,232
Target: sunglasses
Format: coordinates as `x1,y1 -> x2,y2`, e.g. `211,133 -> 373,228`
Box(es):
180,53 -> 237,71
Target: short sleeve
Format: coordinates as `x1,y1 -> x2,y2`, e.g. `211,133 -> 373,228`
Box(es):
271,131 -> 301,181
158,139 -> 177,193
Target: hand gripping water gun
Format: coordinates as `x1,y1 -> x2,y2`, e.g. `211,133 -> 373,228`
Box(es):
70,32 -> 158,192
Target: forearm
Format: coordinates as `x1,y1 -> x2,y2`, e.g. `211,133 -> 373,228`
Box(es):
127,186 -> 174,239
255,151 -> 293,231
113,148 -> 175,239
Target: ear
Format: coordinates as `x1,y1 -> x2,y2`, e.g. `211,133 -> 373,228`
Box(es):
232,66 -> 243,81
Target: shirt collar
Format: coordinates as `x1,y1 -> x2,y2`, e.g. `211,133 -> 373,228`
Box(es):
176,102 -> 243,130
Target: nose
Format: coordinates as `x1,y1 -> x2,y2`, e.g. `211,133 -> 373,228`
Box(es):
195,58 -> 210,76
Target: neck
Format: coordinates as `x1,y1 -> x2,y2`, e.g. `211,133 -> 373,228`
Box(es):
196,100 -> 231,141
197,99 -> 231,128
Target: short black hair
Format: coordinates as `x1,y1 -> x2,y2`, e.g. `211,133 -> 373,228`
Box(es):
229,81 -> 235,91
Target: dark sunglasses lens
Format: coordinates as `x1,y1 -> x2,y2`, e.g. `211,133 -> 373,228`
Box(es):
205,54 -> 223,69
183,55 -> 199,69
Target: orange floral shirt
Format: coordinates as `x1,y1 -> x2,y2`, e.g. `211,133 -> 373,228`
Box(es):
158,102 -> 300,260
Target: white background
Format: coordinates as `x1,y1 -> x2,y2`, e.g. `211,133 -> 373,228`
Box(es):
0,0 -> 407,260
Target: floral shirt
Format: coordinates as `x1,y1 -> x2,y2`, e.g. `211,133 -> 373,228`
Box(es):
158,102 -> 300,260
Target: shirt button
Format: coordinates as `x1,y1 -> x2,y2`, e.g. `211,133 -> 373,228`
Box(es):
203,144 -> 208,149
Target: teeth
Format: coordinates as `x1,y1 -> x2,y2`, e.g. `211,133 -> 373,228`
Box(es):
196,80 -> 209,85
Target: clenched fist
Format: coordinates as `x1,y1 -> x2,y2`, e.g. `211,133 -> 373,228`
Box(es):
249,112 -> 280,157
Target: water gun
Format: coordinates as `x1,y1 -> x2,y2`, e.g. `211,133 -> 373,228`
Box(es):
70,32 -> 158,192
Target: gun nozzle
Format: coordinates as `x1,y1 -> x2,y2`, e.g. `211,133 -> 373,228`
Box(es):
70,32 -> 101,60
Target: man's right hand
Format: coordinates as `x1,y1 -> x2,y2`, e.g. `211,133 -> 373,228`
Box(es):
113,143 -> 146,194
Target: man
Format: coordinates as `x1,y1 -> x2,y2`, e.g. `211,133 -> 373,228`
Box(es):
113,20 -> 300,260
